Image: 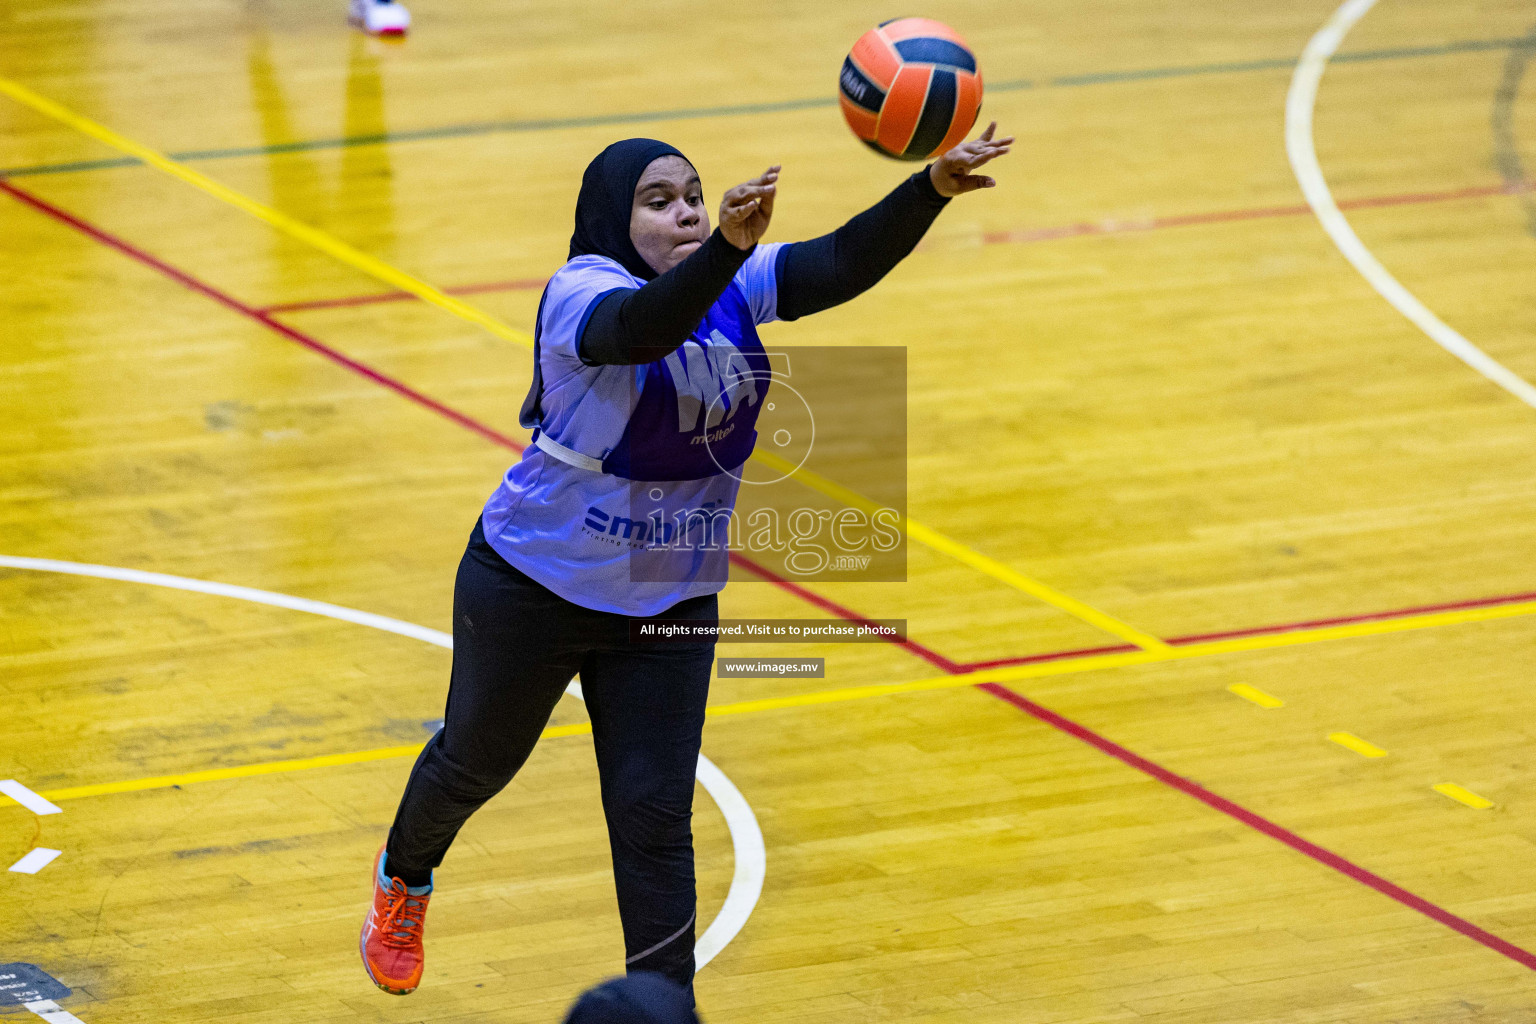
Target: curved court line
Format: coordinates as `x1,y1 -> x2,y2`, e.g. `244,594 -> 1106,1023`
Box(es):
0,555 -> 453,646
692,756 -> 764,969
0,555 -> 763,972
0,172 -> 1162,656
14,560 -> 1536,976
29,578 -> 1536,801
0,174 -> 960,675
1286,0 -> 1536,409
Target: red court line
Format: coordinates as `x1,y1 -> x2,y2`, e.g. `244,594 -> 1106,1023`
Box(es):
1167,589 -> 1536,645
0,178 -> 960,671
962,589 -> 1536,671
0,180 -> 522,453
728,559 -> 962,673
961,642 -> 1136,672
258,276 -> 550,314
9,176 -> 1534,971
982,181 -> 1526,244
979,681 -> 1536,973
255,180 -> 1533,315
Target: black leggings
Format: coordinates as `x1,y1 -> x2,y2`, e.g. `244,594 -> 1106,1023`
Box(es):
386,520 -> 717,991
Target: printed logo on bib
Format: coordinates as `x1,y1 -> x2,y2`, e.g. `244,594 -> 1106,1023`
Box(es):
583,499 -> 732,549
665,329 -> 760,435
602,299 -> 770,481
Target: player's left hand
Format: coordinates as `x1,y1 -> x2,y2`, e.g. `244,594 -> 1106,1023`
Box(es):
719,166 -> 780,250
929,121 -> 1014,197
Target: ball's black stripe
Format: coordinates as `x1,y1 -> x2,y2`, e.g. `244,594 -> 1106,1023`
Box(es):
839,56 -> 886,113
903,68 -> 957,159
893,37 -> 977,73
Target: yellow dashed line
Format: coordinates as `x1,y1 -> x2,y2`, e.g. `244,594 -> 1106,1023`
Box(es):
1328,732 -> 1387,758
1227,683 -> 1284,708
1432,783 -> 1494,809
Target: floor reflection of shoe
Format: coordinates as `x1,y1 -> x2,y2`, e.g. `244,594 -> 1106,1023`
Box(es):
348,0 -> 410,37
359,845 -> 432,995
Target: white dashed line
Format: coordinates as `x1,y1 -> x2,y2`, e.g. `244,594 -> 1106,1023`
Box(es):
8,849 -> 62,875
0,781 -> 62,816
0,554 -> 764,972
24,1000 -> 87,1024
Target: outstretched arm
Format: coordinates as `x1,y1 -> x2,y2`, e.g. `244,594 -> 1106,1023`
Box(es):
579,168 -> 779,366
776,123 -> 1013,321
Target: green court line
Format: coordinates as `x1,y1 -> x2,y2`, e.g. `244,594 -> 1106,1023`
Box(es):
0,35 -> 1526,179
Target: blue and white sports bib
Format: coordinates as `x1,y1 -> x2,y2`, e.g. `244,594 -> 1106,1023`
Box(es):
481,244 -> 783,616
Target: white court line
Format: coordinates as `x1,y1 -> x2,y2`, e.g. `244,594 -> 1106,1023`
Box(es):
0,556 -> 450,647
0,555 -> 763,972
0,780 -> 62,816
23,1001 -> 86,1024
1286,0 -> 1536,410
9,848 -> 62,874
692,754 -> 765,969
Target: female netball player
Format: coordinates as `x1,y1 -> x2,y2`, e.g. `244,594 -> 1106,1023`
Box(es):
361,124 -> 1012,999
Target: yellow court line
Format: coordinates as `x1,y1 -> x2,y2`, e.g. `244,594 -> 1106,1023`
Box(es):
750,450 -> 1169,651
0,76 -> 532,350
0,77 -> 1165,652
1227,683 -> 1284,708
1432,783 -> 1494,810
707,596 -> 1536,715
1328,732 -> 1387,758
23,595 -> 1536,806
37,723 -> 593,803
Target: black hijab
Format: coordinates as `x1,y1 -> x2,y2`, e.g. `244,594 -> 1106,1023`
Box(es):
521,138 -> 692,428
569,137 -> 692,281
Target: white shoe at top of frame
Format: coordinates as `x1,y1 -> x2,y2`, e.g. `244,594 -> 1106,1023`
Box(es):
350,0 -> 411,36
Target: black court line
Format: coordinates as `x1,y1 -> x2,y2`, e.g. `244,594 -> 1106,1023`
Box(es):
1491,25 -> 1536,237
0,35 -> 1529,179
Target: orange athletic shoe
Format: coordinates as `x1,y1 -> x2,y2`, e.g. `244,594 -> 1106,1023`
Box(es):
360,845 -> 432,994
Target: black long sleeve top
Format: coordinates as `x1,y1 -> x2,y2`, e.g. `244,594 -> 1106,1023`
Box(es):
578,168 -> 951,366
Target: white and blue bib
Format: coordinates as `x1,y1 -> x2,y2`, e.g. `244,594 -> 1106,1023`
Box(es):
481,244 -> 783,616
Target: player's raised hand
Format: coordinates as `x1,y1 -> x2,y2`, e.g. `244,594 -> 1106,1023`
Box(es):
719,165 -> 780,250
929,122 -> 1014,197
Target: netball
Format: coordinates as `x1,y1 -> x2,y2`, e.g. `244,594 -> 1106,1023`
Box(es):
16,0 -> 1517,1019
838,17 -> 985,161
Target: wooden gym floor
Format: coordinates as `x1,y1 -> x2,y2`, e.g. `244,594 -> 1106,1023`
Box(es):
3,0 -> 1535,1020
